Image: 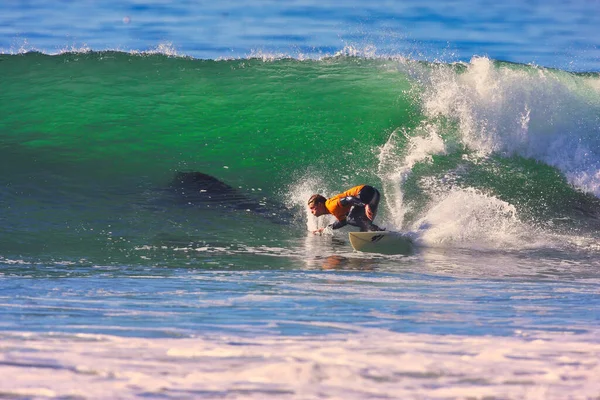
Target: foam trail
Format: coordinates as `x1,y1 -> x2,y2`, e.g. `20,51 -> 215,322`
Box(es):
412,187 -> 541,250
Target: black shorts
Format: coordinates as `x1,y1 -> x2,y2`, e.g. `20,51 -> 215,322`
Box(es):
347,186 -> 382,231
356,185 -> 380,213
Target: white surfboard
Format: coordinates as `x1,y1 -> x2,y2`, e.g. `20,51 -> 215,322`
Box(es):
348,231 -> 414,255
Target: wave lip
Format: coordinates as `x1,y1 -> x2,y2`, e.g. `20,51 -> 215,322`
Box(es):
419,56 -> 600,196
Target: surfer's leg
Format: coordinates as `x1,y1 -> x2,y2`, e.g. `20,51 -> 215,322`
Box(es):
347,206 -> 366,231
357,186 -> 380,219
347,206 -> 383,232
355,186 -> 383,230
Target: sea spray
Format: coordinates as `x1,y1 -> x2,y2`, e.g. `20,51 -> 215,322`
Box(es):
412,187 -> 534,250
376,125 -> 446,230
419,56 -> 600,196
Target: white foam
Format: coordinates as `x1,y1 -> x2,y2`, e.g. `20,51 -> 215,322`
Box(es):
371,57 -> 600,251
420,56 -> 600,196
411,187 -> 542,250
377,126 -> 447,229
1,329 -> 598,399
287,176 -> 336,232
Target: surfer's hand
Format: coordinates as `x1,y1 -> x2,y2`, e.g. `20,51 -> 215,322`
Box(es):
365,205 -> 374,220
312,228 -> 324,235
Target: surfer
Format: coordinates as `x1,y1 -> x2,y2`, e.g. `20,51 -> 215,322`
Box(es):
308,185 -> 384,234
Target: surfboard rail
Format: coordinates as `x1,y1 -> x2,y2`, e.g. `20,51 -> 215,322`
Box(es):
348,231 -> 414,255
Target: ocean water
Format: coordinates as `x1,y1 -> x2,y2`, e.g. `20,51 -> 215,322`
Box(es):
1,1 -> 600,399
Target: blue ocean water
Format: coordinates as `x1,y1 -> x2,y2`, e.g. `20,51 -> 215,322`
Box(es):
1,1 -> 600,399
2,0 -> 600,70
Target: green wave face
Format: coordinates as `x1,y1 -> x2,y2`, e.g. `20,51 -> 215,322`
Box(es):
1,52 -> 414,188
1,52 -> 599,261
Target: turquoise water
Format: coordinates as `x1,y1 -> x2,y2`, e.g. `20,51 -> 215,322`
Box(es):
1,2 -> 600,399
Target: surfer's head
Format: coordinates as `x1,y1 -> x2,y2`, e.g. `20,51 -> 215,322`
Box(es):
308,194 -> 327,217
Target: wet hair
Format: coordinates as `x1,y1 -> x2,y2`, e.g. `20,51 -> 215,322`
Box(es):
307,194 -> 326,206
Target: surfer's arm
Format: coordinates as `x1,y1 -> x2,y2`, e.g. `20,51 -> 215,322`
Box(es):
312,219 -> 347,235
311,197 -> 360,234
320,197 -> 360,231
328,219 -> 347,230
339,196 -> 365,207
340,195 -> 374,219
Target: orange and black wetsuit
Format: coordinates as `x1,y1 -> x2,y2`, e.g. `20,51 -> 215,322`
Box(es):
325,185 -> 383,232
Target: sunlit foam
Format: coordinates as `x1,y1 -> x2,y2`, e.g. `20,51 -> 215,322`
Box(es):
334,45 -> 379,59
287,176 -> 336,232
246,49 -> 294,62
376,125 -> 447,229
1,329 -> 598,399
129,42 -> 181,57
411,187 -> 542,250
57,44 -> 92,54
419,56 -> 600,196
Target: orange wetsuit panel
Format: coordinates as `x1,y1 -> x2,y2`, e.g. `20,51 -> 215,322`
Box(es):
325,185 -> 365,221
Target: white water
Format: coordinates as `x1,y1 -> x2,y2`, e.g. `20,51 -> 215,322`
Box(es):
420,57 -> 600,196
371,56 -> 600,253
1,329 -> 599,399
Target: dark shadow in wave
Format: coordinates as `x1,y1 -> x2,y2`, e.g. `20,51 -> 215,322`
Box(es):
169,171 -> 295,225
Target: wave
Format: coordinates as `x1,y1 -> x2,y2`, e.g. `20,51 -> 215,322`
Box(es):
1,51 -> 599,260
369,56 -> 600,248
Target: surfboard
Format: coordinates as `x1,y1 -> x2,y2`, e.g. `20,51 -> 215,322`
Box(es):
348,231 -> 414,255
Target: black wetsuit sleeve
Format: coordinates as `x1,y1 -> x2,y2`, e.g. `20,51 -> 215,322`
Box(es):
328,219 -> 347,230
327,196 -> 363,230
339,196 -> 365,207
